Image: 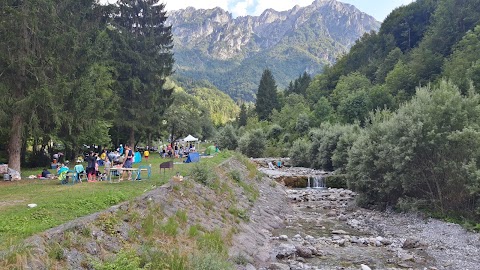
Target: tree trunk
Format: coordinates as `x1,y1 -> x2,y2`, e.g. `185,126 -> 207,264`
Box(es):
129,128 -> 135,147
8,114 -> 23,174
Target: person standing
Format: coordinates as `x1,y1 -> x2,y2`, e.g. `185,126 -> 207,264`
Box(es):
122,145 -> 134,181
144,148 -> 150,161
119,144 -> 124,156
85,151 -> 97,182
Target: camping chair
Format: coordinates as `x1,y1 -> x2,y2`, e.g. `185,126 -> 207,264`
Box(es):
73,164 -> 86,183
59,169 -> 78,185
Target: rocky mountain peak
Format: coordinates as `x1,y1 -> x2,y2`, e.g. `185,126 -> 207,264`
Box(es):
167,0 -> 380,101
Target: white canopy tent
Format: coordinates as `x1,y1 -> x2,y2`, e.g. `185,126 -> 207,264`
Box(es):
183,134 -> 198,142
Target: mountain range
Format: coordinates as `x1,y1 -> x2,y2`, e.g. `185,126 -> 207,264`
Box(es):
167,0 -> 380,101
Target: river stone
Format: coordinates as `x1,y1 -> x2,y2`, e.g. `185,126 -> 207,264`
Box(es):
295,245 -> 313,258
402,237 -> 427,249
276,243 -> 296,258
245,263 -> 257,270
292,234 -> 303,241
327,210 -> 337,217
399,253 -> 414,261
332,230 -> 348,235
279,235 -> 289,241
268,262 -> 290,270
360,264 -> 372,270
337,239 -> 346,246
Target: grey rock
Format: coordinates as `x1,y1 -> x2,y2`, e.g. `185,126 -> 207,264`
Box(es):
402,238 -> 427,249
268,262 -> 290,270
296,245 -> 313,258
276,243 -> 296,259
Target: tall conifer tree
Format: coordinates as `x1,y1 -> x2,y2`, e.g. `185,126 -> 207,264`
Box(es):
238,104 -> 248,127
255,69 -> 279,121
111,0 -> 174,146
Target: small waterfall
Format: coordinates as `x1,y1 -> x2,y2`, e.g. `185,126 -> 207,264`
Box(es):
311,176 -> 326,189
307,176 -> 311,189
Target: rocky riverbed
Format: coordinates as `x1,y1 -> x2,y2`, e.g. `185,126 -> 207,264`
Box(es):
236,164 -> 480,270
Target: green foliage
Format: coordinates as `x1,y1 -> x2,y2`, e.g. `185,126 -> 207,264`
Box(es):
256,69 -> 280,121
239,129 -> 266,158
289,139 -> 312,168
286,72 -> 312,97
190,164 -> 212,186
271,94 -> 311,141
238,104 -> 248,127
190,252 -> 234,270
229,170 -> 242,182
160,217 -> 179,236
94,249 -> 143,270
325,175 -> 348,189
443,24 -> 480,94
110,0 -> 174,145
228,206 -> 249,221
215,125 -> 238,150
309,124 -> 357,171
187,85 -> 240,126
347,81 -> 480,221
197,229 -> 227,255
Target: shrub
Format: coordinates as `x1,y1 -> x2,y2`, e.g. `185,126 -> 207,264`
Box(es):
190,164 -> 211,186
309,124 -> 354,171
239,129 -> 266,158
190,253 -> 234,270
216,124 -> 238,150
347,81 -> 480,221
325,174 -> 348,189
289,138 -> 311,167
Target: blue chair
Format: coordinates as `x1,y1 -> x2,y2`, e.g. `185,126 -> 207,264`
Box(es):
59,169 -> 78,185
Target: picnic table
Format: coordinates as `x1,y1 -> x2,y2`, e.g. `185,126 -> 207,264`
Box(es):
108,166 -> 151,183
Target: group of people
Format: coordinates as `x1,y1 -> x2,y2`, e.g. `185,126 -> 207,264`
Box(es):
82,144 -> 135,182
44,144 -> 137,183
160,143 -> 196,159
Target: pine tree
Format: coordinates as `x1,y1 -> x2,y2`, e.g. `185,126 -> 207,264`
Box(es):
255,69 -> 279,121
0,0 -> 106,172
238,103 -> 248,127
110,0 -> 174,146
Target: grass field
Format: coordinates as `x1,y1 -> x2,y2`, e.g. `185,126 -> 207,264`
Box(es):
0,151 -> 231,250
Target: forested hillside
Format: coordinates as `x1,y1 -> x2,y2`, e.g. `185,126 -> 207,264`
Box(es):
168,0 -> 380,101
223,0 -> 480,226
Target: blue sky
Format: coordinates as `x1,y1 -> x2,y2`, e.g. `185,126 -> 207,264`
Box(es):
99,0 -> 415,21
155,0 -> 415,21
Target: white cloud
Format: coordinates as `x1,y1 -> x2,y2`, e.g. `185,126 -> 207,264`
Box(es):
230,0 -> 254,17
159,0 -> 229,12
253,0 -> 312,15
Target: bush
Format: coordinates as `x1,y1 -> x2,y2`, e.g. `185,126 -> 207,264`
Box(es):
289,138 -> 311,167
325,174 -> 347,189
190,253 -> 234,270
309,124 -> 355,171
239,129 -> 266,158
215,125 -> 238,150
190,164 -> 211,186
347,81 -> 480,221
